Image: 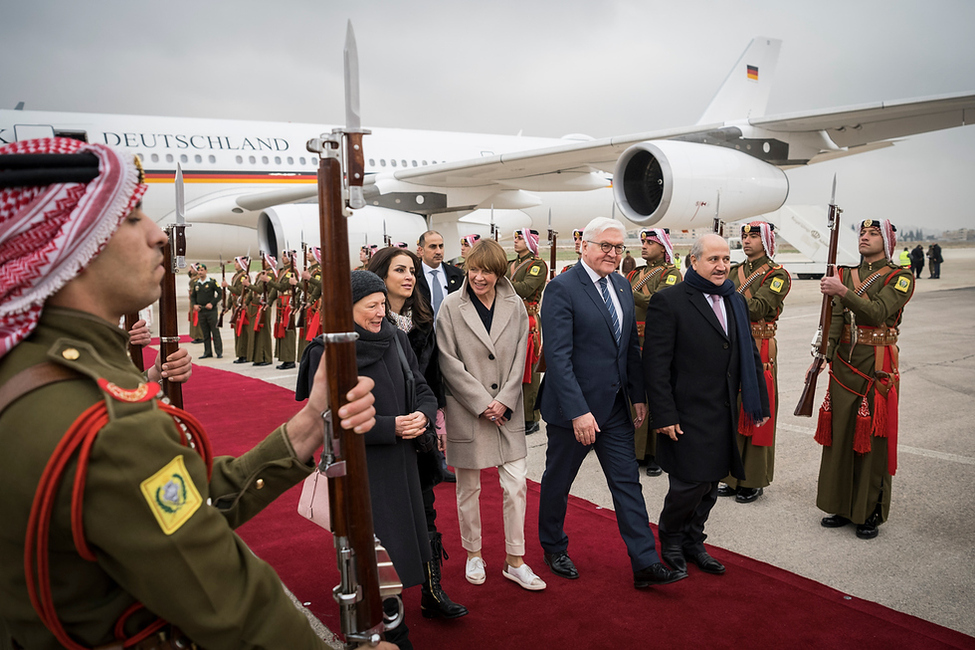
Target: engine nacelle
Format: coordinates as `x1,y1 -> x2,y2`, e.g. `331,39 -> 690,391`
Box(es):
257,204 -> 428,261
613,140 -> 789,228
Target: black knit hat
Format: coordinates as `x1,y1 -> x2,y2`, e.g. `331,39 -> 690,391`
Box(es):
350,270 -> 387,304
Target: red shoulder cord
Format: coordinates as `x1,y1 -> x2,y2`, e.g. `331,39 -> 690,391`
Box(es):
24,401 -> 213,650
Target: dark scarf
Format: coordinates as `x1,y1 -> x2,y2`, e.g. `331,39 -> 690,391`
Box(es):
683,266 -> 765,424
355,318 -> 396,368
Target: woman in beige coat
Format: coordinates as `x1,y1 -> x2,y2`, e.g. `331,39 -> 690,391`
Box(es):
436,240 -> 545,592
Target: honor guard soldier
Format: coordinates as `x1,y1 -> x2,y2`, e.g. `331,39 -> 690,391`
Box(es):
225,255 -> 252,363
355,244 -> 378,271
186,263 -> 204,343
717,222 -> 790,503
455,233 -> 482,271
246,253 -> 276,366
298,246 -> 322,362
508,228 -> 548,434
190,263 -> 223,359
812,219 -> 913,539
0,138 -> 377,649
628,228 -> 682,476
559,229 -> 584,275
271,249 -> 299,370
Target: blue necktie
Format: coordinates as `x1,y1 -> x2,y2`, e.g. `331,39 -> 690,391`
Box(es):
598,276 -> 621,346
430,268 -> 444,316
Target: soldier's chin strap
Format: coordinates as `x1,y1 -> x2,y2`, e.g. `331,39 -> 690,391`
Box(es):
18,363 -> 212,650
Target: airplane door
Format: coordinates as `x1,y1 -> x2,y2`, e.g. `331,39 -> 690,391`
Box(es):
14,124 -> 55,141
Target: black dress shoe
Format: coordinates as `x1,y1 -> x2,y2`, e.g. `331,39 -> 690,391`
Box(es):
440,469 -> 456,483
645,461 -> 663,477
275,362 -> 296,370
684,551 -> 725,575
660,545 -> 687,575
191,338 -> 204,344
253,361 -> 271,367
216,354 -> 222,359
821,514 -> 852,528
633,562 -> 687,588
233,357 -> 248,364
735,487 -> 764,504
717,484 -> 737,498
543,551 -> 579,580
199,353 -> 213,359
855,512 -> 882,539
524,421 -> 540,435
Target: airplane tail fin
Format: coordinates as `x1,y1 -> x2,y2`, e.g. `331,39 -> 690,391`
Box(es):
697,37 -> 782,125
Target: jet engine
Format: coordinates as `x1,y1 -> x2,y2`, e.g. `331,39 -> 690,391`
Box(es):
613,140 -> 789,227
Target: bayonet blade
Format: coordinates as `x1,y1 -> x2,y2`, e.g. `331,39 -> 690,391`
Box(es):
175,164 -> 185,226
830,173 -> 837,205
344,21 -> 361,132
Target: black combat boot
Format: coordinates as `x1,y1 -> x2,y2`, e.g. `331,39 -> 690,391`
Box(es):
420,532 -> 469,619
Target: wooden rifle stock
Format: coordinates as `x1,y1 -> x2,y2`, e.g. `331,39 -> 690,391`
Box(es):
548,227 -> 558,281
794,196 -> 842,417
123,312 -> 145,372
218,256 -> 227,328
159,226 -> 184,408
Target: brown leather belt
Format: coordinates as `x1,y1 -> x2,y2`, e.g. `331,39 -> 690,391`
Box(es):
524,300 -> 540,316
750,321 -> 777,340
841,324 -> 899,346
636,321 -> 646,339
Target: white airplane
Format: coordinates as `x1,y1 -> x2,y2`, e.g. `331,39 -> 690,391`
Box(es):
2,36 -> 973,267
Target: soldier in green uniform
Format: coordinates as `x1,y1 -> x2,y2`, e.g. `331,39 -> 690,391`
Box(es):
224,255 -> 252,364
271,249 -> 299,370
246,254 -> 275,367
298,246 -> 322,363
0,138 -> 378,649
507,228 -> 548,434
190,262 -> 224,359
559,229 -> 584,275
455,233 -> 482,271
812,219 -> 913,540
187,263 -> 204,343
718,222 -> 790,503
627,228 -> 682,476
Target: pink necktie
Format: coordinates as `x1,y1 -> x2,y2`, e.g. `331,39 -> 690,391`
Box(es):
710,295 -> 727,334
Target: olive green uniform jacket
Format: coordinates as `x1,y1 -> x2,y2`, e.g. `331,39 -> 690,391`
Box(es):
270,268 -> 298,364
0,308 -> 322,649
817,260 -> 913,524
724,255 -> 790,489
627,260 -> 682,460
228,270 -> 252,360
507,253 -> 547,423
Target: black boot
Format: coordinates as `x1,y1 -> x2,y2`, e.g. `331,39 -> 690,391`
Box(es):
421,532 -> 468,619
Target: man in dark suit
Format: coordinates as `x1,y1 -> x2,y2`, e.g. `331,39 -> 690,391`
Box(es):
416,230 -> 464,319
537,217 -> 685,589
643,234 -> 770,577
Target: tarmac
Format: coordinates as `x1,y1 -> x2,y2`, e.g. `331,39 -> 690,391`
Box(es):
172,247 -> 975,642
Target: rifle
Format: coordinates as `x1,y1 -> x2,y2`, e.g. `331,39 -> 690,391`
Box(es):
218,255 -> 228,328
296,242 -> 308,329
795,176 -> 842,417
712,190 -> 724,237
123,312 -> 145,372
490,204 -> 498,242
159,165 -> 188,408
547,208 -> 557,281
287,250 -> 299,330
305,21 -> 402,647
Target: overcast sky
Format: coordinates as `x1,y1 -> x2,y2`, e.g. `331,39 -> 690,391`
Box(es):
3,0 -> 974,231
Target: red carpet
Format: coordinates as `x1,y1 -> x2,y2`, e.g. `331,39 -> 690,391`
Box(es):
178,362 -> 975,649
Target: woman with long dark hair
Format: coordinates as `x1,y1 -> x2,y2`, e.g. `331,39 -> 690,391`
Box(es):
368,247 -> 469,620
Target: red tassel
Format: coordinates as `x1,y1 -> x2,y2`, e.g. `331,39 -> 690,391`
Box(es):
872,384 -> 888,439
853,395 -> 873,454
814,390 -> 833,446
738,405 -> 754,436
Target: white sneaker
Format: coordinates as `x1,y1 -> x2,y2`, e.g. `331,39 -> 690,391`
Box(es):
503,562 -> 547,591
465,556 -> 486,585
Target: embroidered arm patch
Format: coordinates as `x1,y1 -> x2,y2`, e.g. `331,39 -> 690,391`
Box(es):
770,277 -> 785,293
665,275 -> 677,285
529,265 -> 542,276
894,276 -> 912,293
140,455 -> 203,535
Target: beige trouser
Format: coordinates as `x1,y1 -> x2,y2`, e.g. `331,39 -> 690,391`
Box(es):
455,457 -> 528,557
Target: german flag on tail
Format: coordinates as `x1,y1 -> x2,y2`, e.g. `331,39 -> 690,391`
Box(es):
747,65 -> 759,81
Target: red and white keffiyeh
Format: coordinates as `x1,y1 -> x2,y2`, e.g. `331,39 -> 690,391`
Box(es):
262,253 -> 279,280
640,228 -> 675,264
311,247 -> 322,264
0,138 -> 146,359
741,221 -> 776,258
860,219 -> 897,260
515,228 -> 540,256
461,233 -> 481,247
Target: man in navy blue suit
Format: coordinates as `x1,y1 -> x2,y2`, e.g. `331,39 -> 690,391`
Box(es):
536,217 -> 685,589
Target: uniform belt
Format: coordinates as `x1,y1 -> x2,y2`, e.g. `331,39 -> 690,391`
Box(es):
840,324 -> 899,346
523,300 -> 540,316
93,626 -> 197,650
750,321 -> 777,340
636,320 -> 646,339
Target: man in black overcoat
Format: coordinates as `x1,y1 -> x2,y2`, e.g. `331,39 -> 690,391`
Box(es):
643,234 -> 769,577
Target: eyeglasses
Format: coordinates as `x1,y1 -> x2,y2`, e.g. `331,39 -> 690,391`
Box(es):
587,241 -> 625,255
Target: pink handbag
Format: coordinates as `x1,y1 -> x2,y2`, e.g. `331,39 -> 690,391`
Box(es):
297,471 -> 331,531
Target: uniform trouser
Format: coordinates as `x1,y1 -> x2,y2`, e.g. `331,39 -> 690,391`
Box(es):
198,309 -> 222,357
456,458 -> 528,557
250,316 -> 272,363
275,329 -> 296,363
538,393 -> 659,571
523,368 -> 540,423
658,475 -> 720,555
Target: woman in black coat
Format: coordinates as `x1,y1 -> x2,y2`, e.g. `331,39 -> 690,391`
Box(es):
297,271 -> 437,650
368,246 -> 468,619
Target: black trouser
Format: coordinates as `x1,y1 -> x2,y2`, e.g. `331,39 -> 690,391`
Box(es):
198,309 -> 222,357
658,475 -> 720,555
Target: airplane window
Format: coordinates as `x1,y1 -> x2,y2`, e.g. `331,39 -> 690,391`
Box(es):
166,154 -> 174,163
422,160 -> 428,166
380,159 -> 386,167
151,154 -> 159,163
236,155 -> 243,164
249,156 -> 256,164
194,155 -> 202,163
180,154 -> 188,163
391,159 -> 397,167
136,153 -> 144,163
275,156 -> 281,165
369,158 -> 375,167
401,160 -> 407,167
299,157 -> 306,165
209,155 -> 216,163
412,160 -> 417,167
287,156 -> 294,165
262,156 -> 269,164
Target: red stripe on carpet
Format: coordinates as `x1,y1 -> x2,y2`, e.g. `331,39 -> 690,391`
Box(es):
180,364 -> 975,649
